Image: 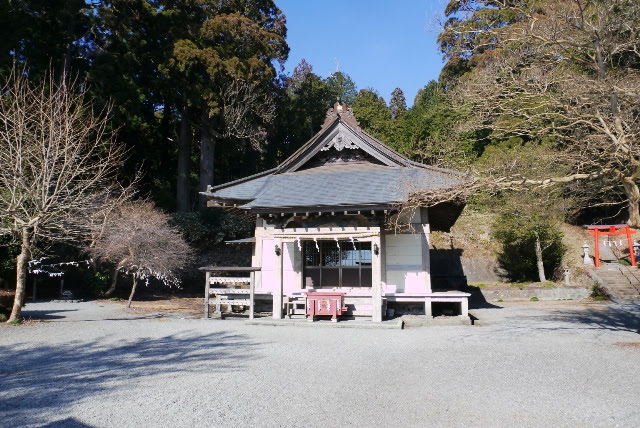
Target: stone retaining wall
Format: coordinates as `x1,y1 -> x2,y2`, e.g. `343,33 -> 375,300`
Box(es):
475,286 -> 591,302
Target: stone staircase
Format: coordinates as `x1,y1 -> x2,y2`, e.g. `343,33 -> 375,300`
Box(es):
593,264 -> 640,302
596,240 -> 619,263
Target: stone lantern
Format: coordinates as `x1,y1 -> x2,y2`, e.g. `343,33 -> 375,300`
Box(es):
582,242 -> 593,265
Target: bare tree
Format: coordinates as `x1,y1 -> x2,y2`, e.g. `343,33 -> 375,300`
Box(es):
441,0 -> 640,226
0,66 -> 131,322
89,200 -> 191,308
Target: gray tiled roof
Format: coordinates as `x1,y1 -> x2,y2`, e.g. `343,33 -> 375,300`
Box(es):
208,163 -> 465,210
204,104 -> 468,224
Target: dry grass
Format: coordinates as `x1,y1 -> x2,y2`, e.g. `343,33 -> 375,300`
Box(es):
104,297 -> 204,319
432,209 -> 499,258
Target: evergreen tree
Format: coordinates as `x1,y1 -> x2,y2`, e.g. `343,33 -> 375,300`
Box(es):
266,59 -> 330,166
352,89 -> 394,144
325,71 -> 358,105
389,87 -> 407,119
0,0 -> 96,78
166,0 -> 289,208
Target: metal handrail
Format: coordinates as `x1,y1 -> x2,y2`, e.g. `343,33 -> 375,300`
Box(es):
619,265 -> 640,294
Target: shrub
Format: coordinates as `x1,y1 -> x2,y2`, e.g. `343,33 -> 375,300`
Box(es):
492,212 -> 565,282
171,210 -> 252,248
84,269 -> 110,297
590,282 -> 610,301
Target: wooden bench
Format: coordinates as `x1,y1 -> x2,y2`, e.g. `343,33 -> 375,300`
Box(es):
385,291 -> 471,318
283,294 -> 307,318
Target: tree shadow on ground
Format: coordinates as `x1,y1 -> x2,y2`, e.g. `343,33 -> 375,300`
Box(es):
466,286 -> 503,310
547,303 -> 640,334
18,308 -> 79,320
40,417 -> 96,428
0,329 -> 258,426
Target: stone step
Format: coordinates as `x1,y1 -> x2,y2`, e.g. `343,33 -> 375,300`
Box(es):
593,266 -> 640,302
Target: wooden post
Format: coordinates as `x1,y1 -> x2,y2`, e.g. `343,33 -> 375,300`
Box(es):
593,228 -> 600,267
371,234 -> 383,322
272,238 -> 284,319
424,297 -> 432,318
626,226 -> 636,267
460,297 -> 469,318
249,271 -> 255,320
204,271 -> 210,319
215,294 -> 222,314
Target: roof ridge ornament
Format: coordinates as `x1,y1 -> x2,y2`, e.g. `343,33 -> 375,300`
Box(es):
322,101 -> 359,128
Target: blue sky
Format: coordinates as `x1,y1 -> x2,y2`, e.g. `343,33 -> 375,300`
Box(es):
277,0 -> 447,106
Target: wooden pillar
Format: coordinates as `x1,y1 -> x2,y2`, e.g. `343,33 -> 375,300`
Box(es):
204,271 -> 211,319
272,238 -> 284,319
424,297 -> 432,318
626,226 -> 636,267
249,271 -> 255,320
420,225 -> 432,292
594,228 -> 600,267
371,234 -> 383,322
460,298 -> 469,318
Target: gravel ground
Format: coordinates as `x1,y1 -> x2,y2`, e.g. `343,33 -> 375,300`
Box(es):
1,300 -> 639,428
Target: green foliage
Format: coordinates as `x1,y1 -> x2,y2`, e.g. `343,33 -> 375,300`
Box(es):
492,212 -> 565,282
171,210 -> 252,249
325,71 -> 358,105
530,296 -> 539,301
85,269 -> 110,298
395,81 -> 476,167
590,283 -> 610,301
439,0 -> 526,61
389,88 -> 407,119
266,60 -> 330,166
352,89 -> 394,143
0,0 -> 95,78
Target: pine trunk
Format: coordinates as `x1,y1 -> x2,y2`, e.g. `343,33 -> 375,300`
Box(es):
198,112 -> 215,210
8,230 -> 31,322
176,114 -> 192,212
127,274 -> 139,308
622,176 -> 640,229
535,234 -> 546,283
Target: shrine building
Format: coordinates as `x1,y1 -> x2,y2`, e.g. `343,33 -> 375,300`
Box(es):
202,102 -> 470,322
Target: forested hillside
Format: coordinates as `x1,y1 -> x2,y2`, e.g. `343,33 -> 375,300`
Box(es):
1,0 -> 639,311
